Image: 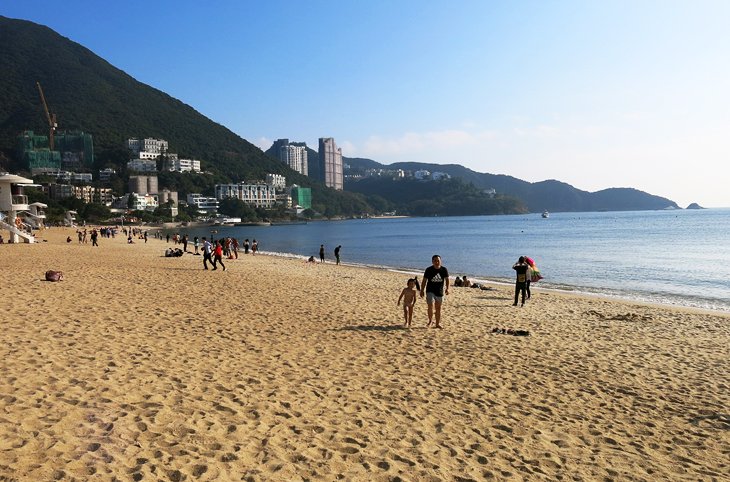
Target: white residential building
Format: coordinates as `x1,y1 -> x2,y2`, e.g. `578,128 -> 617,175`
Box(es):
186,194 -> 219,213
215,183 -> 277,208
138,151 -> 160,160
166,158 -> 201,173
127,193 -> 158,211
265,173 -> 286,191
279,144 -> 308,176
127,138 -> 168,155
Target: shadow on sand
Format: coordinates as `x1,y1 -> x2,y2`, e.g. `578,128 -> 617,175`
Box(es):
333,325 -> 411,332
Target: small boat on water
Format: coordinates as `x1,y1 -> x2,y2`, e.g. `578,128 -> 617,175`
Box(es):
542,211 -> 549,218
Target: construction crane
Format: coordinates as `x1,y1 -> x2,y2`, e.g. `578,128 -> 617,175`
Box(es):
36,81 -> 57,150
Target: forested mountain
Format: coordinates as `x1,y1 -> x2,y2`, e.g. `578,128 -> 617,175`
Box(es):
0,16 -> 371,216
344,158 -> 679,213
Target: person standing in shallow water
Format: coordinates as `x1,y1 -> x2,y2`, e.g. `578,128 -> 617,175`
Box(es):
512,256 -> 529,307
420,255 -> 449,328
319,244 -> 325,263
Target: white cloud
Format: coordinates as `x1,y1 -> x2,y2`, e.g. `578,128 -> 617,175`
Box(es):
342,119 -> 730,207
351,129 -> 498,159
252,137 -> 273,151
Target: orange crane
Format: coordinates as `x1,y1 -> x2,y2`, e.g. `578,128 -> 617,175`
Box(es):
36,81 -> 58,150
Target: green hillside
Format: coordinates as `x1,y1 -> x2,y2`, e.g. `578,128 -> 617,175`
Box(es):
344,158 -> 680,213
0,15 -> 279,179
0,16 -> 377,217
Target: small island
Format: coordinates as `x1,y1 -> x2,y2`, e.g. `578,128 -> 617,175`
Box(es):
686,203 -> 705,210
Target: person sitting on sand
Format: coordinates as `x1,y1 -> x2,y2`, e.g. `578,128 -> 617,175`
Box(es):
398,278 -> 418,327
462,275 -> 471,287
454,276 -> 463,287
308,256 -> 316,263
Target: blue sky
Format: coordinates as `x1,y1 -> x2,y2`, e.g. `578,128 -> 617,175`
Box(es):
3,0 -> 729,207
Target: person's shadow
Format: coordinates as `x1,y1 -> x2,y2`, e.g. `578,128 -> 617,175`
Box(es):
333,325 -> 410,332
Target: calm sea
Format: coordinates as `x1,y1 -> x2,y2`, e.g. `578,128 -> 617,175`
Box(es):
166,209 -> 730,313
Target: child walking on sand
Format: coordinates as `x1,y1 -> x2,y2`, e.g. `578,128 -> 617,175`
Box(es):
397,278 -> 419,327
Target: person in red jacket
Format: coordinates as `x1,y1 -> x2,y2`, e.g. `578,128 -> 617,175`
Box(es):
212,240 -> 226,271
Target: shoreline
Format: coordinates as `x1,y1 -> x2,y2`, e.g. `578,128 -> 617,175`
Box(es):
0,227 -> 728,479
258,250 -> 730,315
21,226 -> 730,314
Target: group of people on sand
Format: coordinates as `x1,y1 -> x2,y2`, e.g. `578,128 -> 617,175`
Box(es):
314,244 -> 342,264
397,254 -> 543,329
159,233 -> 261,270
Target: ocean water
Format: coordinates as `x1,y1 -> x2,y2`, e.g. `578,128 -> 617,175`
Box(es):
166,209 -> 730,312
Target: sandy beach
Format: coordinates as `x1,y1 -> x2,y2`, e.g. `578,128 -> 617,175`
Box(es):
0,227 -> 727,481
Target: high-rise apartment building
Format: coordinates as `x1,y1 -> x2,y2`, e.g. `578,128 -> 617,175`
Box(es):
318,137 -> 343,191
272,139 -> 308,176
280,144 -> 308,176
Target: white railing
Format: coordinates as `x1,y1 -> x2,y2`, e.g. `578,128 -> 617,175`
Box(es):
0,217 -> 35,243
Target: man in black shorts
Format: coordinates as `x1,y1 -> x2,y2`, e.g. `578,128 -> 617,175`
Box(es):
420,254 -> 450,328
512,256 -> 529,306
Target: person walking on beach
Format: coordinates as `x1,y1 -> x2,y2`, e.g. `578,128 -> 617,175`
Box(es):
251,239 -> 258,254
319,244 -> 325,263
420,255 -> 449,328
193,236 -> 199,255
334,245 -> 342,265
212,240 -> 226,271
512,256 -> 529,306
398,278 -> 418,327
202,237 -> 213,270
243,239 -> 250,254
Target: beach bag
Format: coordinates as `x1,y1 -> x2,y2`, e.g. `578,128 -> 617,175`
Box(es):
45,270 -> 64,282
530,266 -> 543,282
